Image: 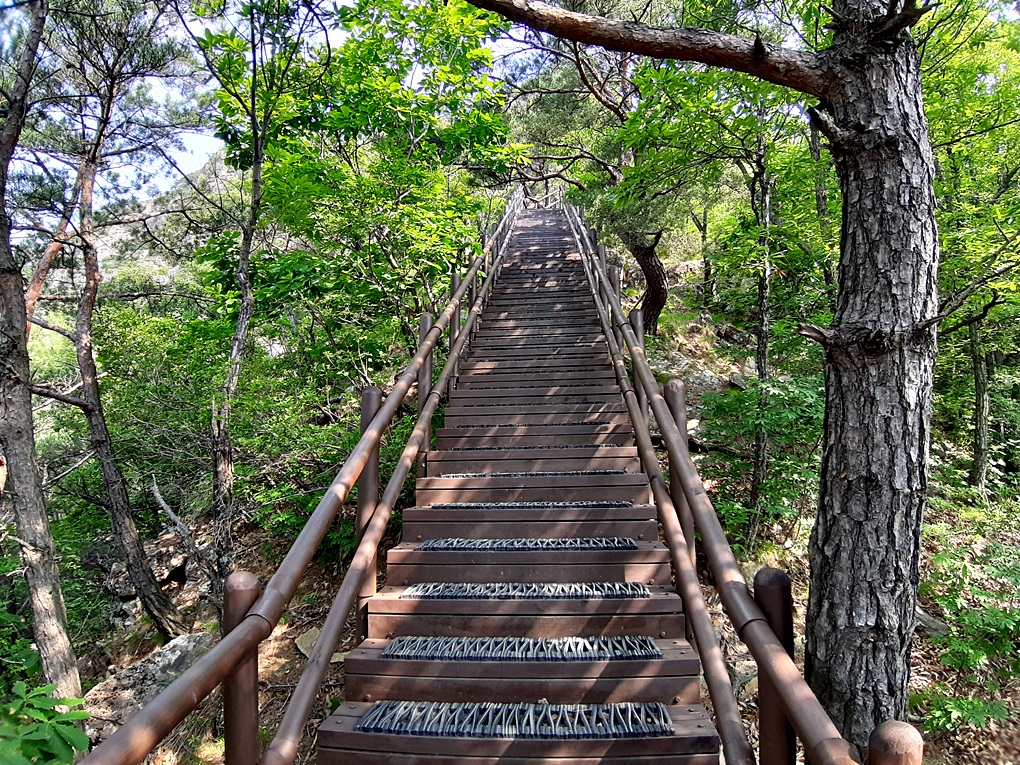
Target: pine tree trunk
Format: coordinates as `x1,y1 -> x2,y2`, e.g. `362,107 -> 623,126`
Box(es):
805,22 -> 939,750
210,213 -> 257,589
1,233 -> 82,700
747,152 -> 773,550
76,165 -> 188,639
0,0 -> 81,700
968,321 -> 989,492
620,233 -> 667,334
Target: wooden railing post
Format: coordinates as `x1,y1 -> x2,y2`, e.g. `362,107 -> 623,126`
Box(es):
449,271 -> 461,399
417,314 -> 433,473
867,721 -> 923,765
663,380 -> 696,581
609,265 -> 622,349
223,571 -> 261,765
597,244 -> 608,308
754,567 -> 797,765
629,309 -> 648,424
356,386 -> 382,641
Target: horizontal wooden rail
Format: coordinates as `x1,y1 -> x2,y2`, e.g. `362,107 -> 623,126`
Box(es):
563,203 -> 861,765
80,186 -> 524,765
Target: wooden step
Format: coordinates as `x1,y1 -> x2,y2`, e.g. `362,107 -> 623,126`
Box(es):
318,701 -> 718,764
423,448 -> 641,476
416,471 -> 650,504
434,425 -> 634,449
367,584 -> 686,639
385,539 -> 671,586
343,637 -> 700,705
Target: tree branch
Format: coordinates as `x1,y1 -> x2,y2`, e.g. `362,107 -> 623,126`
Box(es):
465,0 -> 829,96
27,315 -> 76,341
30,384 -> 91,411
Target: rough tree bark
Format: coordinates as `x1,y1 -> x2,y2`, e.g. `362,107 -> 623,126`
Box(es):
466,0 -> 941,750
803,16 -> 938,747
746,151 -> 773,550
618,231 -> 667,334
0,0 -> 83,700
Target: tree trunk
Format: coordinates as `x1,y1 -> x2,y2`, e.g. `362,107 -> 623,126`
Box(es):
750,166 -> 771,550
0,0 -> 82,700
691,207 -> 714,306
805,24 -> 939,751
968,321 -> 989,492
25,171 -> 83,335
747,151 -> 773,552
76,162 -> 188,639
619,232 -> 666,334
210,198 -> 258,589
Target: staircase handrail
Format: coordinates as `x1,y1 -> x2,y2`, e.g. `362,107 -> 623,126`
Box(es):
79,185 -> 525,765
561,203 -> 859,765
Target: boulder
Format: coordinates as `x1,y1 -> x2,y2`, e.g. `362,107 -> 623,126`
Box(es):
84,632 -> 215,745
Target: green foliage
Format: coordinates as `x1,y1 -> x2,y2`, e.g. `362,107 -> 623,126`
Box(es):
911,685 -> 1009,733
0,683 -> 89,764
0,612 -> 40,690
697,375 -> 824,540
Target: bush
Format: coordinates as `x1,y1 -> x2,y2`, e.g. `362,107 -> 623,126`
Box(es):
0,682 -> 89,764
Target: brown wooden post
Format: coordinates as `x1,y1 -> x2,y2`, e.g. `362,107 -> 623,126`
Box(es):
417,314 -> 433,473
867,721 -> 923,765
663,380 -> 696,580
223,571 -> 261,765
754,567 -> 797,765
609,265 -> 623,348
356,386 -> 382,641
597,244 -> 609,308
450,271 -> 461,399
630,309 -> 648,424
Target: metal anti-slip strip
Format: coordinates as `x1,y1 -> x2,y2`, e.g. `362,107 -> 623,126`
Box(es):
400,581 -> 652,600
414,537 -> 638,552
445,444 -> 617,451
354,700 -> 675,739
380,635 -> 664,662
430,500 -> 633,508
440,470 -> 626,478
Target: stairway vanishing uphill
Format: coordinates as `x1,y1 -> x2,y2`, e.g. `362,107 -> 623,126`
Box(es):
317,209 -> 721,763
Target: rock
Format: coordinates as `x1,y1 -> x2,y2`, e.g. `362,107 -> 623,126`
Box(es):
295,627 -> 345,663
915,606 -> 951,637
84,632 -> 215,745
103,530 -> 190,600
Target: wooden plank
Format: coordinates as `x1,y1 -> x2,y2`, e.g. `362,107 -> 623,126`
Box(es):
469,335 -> 606,347
423,457 -> 641,476
385,561 -> 671,587
433,432 -> 635,449
369,612 -> 686,640
401,519 -> 658,541
424,446 -> 639,461
416,486 -> 652,507
317,703 -> 718,757
402,501 -> 653,520
444,401 -> 626,415
319,749 -> 719,765
441,413 -> 630,427
458,374 -> 616,387
416,473 -> 649,491
452,383 -> 620,396
345,638 -> 698,679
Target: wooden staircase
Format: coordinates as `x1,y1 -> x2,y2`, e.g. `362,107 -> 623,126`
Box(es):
317,209 -> 721,764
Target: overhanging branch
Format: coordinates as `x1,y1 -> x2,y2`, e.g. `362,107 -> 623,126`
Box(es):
466,0 -> 830,97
